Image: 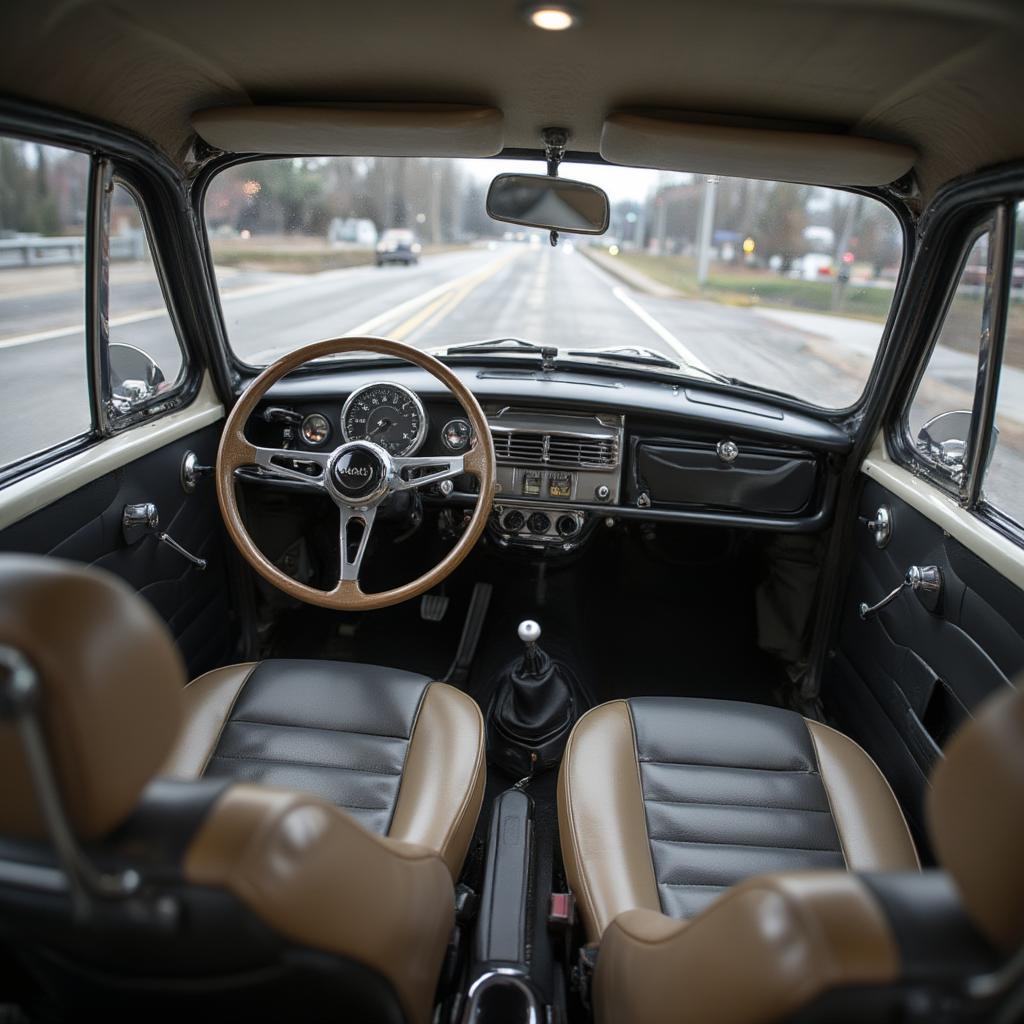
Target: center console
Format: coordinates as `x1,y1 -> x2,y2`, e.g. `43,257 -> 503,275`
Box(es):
487,408 -> 624,551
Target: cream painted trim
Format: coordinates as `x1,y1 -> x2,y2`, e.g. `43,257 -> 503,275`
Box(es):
862,434 -> 1024,591
0,374 -> 224,532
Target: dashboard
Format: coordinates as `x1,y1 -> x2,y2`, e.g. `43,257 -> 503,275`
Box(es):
245,361 -> 852,555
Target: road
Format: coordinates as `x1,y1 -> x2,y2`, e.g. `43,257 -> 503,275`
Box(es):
2,240 -> 1024,518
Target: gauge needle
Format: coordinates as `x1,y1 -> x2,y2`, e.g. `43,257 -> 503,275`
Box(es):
368,418 -> 391,436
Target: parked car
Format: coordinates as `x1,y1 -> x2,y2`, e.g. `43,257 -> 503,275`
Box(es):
1,2 -> 1024,1023
375,227 -> 421,265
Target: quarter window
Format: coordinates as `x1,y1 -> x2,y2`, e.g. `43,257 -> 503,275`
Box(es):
106,182 -> 186,417
978,204 -> 1024,525
905,229 -> 991,491
0,137 -> 92,468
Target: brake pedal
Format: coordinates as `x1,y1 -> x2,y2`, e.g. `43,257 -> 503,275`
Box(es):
420,593 -> 450,622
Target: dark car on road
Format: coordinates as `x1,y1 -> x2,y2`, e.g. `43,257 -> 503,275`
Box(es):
375,227 -> 421,266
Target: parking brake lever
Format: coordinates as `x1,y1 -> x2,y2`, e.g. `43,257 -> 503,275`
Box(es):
859,565 -> 941,620
122,503 -> 207,571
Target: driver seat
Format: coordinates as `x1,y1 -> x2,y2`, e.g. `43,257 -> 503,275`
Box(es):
0,554 -> 485,1023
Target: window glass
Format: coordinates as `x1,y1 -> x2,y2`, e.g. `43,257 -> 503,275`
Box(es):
906,230 -> 990,487
980,205 -> 1024,524
204,157 -> 904,409
0,137 -> 91,467
106,182 -> 185,411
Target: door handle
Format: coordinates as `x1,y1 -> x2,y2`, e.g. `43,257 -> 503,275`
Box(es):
122,503 -> 207,571
859,565 -> 942,620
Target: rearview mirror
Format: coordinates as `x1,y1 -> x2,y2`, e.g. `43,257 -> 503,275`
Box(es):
486,173 -> 610,235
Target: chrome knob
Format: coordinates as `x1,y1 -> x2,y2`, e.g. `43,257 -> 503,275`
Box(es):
518,620 -> 541,645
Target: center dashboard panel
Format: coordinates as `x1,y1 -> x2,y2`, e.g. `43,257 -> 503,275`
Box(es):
246,365 -> 849,556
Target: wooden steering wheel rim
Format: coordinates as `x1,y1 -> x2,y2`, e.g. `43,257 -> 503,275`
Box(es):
216,336 -> 496,611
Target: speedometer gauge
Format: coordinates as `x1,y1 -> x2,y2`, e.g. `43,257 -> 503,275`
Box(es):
341,382 -> 427,456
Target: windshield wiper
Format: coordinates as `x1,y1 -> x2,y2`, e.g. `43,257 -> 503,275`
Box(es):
442,337 -> 743,388
445,337 -> 551,354
565,346 -> 679,369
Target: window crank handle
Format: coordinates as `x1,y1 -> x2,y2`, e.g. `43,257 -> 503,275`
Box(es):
859,565 -> 942,621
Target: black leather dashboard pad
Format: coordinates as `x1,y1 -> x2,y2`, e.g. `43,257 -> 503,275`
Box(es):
631,439 -> 819,515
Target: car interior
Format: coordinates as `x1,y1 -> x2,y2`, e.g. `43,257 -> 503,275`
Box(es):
0,1 -> 1023,1022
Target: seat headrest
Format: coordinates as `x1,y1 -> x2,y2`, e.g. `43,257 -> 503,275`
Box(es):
928,683 -> 1024,951
0,555 -> 185,841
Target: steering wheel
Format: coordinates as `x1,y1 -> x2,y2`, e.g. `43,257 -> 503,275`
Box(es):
216,337 -> 495,610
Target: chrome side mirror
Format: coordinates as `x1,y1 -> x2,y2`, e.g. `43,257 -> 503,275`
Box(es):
109,343 -> 165,412
916,409 -> 999,486
916,410 -> 972,483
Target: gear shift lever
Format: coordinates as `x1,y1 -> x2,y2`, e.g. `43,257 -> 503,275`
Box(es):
487,618 -> 584,777
518,619 -> 543,676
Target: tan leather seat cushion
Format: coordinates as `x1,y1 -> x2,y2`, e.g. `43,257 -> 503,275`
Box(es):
559,697 -> 917,941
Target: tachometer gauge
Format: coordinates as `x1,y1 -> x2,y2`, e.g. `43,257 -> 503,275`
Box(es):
442,418 -> 472,451
341,382 -> 427,456
301,412 -> 331,446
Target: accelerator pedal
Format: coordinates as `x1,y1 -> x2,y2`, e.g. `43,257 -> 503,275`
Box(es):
420,593 -> 450,622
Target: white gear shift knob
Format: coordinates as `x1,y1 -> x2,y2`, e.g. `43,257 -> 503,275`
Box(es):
518,619 -> 541,645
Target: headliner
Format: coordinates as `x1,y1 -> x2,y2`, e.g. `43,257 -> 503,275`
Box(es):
1,0 -> 1023,200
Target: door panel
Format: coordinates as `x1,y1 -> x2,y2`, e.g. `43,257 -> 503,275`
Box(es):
0,423 -> 235,678
825,476 -> 1024,852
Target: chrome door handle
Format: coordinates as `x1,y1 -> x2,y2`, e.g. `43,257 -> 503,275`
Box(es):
859,565 -> 942,620
122,503 -> 207,571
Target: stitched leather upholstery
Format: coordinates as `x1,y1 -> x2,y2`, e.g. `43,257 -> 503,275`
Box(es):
559,696 -> 918,941
631,697 -> 846,918
200,660 -> 431,835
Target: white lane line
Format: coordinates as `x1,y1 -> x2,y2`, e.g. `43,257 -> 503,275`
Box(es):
610,286 -> 712,372
0,276 -> 302,351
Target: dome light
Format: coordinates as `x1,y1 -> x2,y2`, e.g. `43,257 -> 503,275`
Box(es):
526,5 -> 578,31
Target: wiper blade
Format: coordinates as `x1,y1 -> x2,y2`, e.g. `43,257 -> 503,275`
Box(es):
444,337 -> 550,354
565,346 -> 680,369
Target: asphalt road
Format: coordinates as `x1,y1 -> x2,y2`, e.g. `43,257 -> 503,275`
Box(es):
2,241 -> 1023,519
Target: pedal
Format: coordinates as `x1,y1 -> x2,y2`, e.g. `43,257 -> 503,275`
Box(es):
420,593 -> 450,622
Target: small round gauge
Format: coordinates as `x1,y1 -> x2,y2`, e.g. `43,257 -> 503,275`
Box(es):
301,412 -> 331,446
341,382 -> 427,456
442,418 -> 472,451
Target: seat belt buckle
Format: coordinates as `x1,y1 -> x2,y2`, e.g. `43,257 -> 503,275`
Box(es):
548,891 -> 576,928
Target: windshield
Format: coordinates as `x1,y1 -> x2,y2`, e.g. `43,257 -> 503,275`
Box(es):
204,157 -> 904,408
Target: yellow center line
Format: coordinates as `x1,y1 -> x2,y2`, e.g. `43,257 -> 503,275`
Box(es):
388,251 -> 517,342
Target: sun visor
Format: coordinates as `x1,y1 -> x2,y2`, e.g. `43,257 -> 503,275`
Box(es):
192,104 -> 504,157
600,112 -> 915,187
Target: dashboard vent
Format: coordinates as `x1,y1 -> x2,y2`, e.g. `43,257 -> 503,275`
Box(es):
492,431 -> 618,469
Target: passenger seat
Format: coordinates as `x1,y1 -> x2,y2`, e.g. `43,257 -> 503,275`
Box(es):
558,697 -> 918,940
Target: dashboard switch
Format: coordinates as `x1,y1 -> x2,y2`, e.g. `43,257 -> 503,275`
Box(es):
595,484 -> 610,501
522,471 -> 541,497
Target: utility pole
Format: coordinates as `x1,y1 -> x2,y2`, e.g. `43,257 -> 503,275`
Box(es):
696,175 -> 718,286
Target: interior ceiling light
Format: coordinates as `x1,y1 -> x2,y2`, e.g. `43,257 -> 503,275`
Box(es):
526,5 -> 578,30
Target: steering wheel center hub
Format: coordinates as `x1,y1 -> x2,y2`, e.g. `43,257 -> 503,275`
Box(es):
327,441 -> 390,504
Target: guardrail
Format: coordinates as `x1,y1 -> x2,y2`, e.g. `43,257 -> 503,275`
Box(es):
0,234 -> 148,268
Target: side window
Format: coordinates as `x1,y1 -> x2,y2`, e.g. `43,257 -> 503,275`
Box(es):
905,229 -> 992,490
0,136 -> 92,469
979,204 -> 1024,525
106,182 -> 186,416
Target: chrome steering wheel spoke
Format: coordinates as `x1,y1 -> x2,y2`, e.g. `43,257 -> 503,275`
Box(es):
338,504 -> 376,582
389,453 -> 465,492
248,445 -> 332,487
